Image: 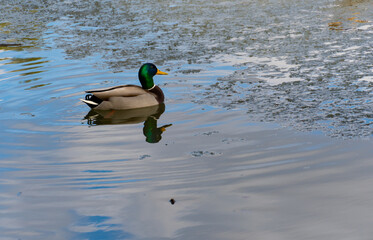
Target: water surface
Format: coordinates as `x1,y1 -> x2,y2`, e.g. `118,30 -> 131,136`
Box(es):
0,0 -> 372,239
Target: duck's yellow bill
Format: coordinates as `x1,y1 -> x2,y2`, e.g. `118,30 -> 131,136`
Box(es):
156,69 -> 168,75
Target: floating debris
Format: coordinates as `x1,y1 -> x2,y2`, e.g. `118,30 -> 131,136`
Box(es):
328,22 -> 342,27
139,155 -> 151,160
354,20 -> 368,23
191,150 -> 221,157
0,43 -> 22,47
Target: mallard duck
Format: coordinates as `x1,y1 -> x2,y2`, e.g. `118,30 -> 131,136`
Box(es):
81,63 -> 168,110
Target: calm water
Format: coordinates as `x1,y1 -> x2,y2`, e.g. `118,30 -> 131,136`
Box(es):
0,0 -> 373,239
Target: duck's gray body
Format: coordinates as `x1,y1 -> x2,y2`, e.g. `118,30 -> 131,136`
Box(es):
82,84 -> 164,110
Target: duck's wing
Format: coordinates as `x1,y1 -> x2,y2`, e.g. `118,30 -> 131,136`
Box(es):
86,85 -> 147,100
94,94 -> 159,110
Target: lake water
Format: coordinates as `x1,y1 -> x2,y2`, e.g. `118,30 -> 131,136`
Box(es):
0,0 -> 372,239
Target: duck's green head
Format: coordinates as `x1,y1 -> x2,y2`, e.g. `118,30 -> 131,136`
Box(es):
138,63 -> 168,89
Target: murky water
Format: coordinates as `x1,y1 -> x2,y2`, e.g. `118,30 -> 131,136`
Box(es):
0,0 -> 372,239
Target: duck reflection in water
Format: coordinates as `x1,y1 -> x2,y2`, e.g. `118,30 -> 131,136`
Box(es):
84,103 -> 172,143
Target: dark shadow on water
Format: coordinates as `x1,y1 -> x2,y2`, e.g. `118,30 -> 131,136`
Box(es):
84,104 -> 172,143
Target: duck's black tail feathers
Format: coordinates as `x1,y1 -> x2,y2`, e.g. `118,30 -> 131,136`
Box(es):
81,94 -> 103,108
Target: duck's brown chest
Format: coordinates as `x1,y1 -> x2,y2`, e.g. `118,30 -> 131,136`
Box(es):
149,85 -> 164,103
